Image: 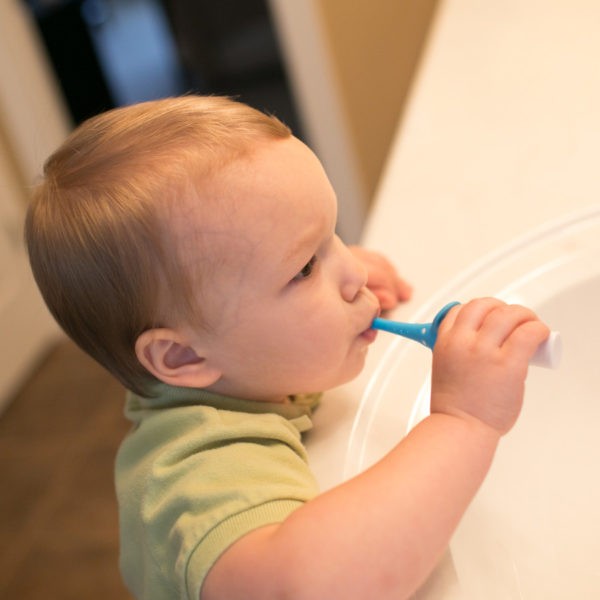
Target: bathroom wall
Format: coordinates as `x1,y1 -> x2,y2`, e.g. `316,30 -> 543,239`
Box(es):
318,0 -> 439,201
0,0 -> 69,409
269,0 -> 439,241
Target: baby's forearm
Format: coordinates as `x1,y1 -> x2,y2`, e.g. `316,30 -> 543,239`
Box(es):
202,413 -> 500,600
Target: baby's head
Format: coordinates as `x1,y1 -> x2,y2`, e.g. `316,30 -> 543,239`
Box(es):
26,96 -> 290,395
27,96 -> 379,401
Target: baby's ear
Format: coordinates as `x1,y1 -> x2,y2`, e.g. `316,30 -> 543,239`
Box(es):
135,328 -> 222,388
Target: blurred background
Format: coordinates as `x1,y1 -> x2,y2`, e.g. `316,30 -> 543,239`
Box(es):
0,1 -> 437,597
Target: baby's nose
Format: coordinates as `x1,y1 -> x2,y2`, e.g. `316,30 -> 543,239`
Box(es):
341,256 -> 368,303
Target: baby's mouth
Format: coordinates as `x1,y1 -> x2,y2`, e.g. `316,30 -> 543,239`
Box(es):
359,308 -> 381,341
360,327 -> 378,342
370,307 -> 382,328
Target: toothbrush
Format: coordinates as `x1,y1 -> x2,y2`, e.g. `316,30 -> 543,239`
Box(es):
372,301 -> 562,369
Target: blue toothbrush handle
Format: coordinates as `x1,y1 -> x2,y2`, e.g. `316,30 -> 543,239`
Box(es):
372,302 -> 561,369
371,318 -> 432,347
372,301 -> 459,349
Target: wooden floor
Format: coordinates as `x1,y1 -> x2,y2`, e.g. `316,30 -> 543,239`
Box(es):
0,339 -> 133,599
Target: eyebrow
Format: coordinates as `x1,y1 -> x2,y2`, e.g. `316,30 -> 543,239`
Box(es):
281,226 -> 320,268
279,198 -> 337,268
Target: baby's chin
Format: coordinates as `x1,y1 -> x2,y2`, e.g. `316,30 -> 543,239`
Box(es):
330,355 -> 370,389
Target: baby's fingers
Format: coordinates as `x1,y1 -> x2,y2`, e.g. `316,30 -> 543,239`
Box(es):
478,303 -> 541,347
503,318 -> 551,365
349,246 -> 413,307
449,297 -> 506,333
436,299 -> 550,367
435,298 -> 504,347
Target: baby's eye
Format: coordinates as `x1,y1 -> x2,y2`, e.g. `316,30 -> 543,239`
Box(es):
292,255 -> 318,282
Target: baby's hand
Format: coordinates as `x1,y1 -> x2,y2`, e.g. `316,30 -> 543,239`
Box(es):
431,298 -> 550,435
349,246 -> 412,310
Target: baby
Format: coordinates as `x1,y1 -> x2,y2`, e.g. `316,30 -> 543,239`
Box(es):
25,96 -> 549,600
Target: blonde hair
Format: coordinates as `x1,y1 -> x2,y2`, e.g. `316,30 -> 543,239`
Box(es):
25,96 -> 291,396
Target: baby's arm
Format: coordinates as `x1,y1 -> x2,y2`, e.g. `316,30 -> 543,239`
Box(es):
349,245 -> 413,309
202,299 -> 549,600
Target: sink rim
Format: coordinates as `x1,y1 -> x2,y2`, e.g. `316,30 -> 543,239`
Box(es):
345,204 -> 600,479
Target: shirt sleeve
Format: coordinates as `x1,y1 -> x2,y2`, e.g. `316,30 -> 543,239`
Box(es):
116,404 -> 319,600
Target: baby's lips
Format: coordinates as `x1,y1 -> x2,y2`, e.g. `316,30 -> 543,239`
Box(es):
360,327 -> 378,343
367,307 -> 381,332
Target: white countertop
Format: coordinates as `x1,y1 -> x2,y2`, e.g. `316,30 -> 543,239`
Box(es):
305,0 -> 600,491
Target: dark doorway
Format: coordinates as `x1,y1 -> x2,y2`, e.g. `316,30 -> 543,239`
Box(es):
24,0 -> 303,136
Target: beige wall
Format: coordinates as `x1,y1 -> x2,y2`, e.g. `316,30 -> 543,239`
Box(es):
317,0 -> 439,200
0,0 -> 67,407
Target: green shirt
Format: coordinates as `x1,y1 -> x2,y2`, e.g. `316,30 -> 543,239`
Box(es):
116,384 -> 320,599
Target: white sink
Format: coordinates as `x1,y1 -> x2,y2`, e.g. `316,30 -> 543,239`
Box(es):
345,207 -> 600,599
